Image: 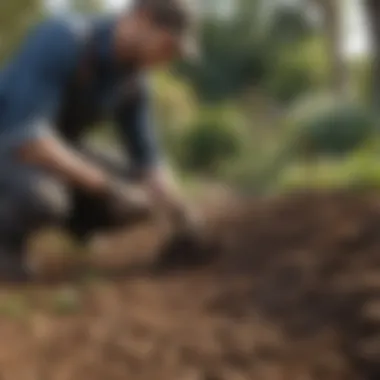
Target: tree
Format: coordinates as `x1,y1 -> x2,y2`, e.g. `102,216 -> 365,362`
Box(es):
177,0 -> 316,104
45,0 -> 103,14
68,0 -> 103,13
310,0 -> 349,96
0,0 -> 103,65
365,0 -> 380,108
0,0 -> 43,63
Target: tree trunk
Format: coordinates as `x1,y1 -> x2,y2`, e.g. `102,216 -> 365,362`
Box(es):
365,0 -> 380,108
312,0 -> 349,96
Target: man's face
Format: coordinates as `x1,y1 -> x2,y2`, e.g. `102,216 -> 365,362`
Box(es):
135,21 -> 181,67
115,13 -> 182,68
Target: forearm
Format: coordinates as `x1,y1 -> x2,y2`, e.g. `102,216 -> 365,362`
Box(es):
16,137 -> 109,193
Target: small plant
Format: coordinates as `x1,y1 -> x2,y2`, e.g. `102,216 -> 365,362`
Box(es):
286,96 -> 376,158
49,287 -> 82,316
0,295 -> 30,320
179,109 -> 243,175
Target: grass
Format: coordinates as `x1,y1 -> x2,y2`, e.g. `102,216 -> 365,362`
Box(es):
277,151 -> 380,192
0,294 -> 31,320
47,287 -> 83,316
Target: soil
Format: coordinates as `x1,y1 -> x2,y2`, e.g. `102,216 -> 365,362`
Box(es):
0,189 -> 380,380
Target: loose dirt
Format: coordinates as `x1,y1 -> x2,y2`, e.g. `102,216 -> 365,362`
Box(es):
0,190 -> 379,380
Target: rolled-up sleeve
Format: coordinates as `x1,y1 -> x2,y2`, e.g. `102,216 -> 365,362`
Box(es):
114,76 -> 163,171
0,19 -> 81,148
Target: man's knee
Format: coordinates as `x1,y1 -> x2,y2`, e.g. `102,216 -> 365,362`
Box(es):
79,146 -> 135,178
27,176 -> 71,224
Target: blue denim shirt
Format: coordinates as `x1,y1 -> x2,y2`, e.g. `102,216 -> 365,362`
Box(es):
0,15 -> 161,169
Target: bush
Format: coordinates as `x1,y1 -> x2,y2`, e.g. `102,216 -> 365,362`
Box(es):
178,109 -> 244,175
278,144 -> 380,192
265,37 -> 329,104
285,95 -> 376,157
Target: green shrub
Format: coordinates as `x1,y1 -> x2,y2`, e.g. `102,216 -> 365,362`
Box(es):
178,109 -> 243,175
286,95 -> 376,157
264,37 -> 329,104
278,146 -> 380,192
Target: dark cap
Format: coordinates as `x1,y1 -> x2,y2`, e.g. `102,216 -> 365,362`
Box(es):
133,0 -> 200,61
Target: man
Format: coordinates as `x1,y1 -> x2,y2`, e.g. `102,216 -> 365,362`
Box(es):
0,0 -> 200,280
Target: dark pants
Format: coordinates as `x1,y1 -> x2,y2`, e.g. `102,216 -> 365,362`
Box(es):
0,146 -> 145,255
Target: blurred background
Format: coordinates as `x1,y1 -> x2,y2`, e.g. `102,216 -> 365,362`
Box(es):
3,0 -> 380,196
1,2 -> 380,380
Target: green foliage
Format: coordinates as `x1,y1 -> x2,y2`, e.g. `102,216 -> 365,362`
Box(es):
177,108 -> 244,174
285,95 -> 376,157
351,57 -> 372,104
152,71 -> 196,131
177,0 -> 318,104
278,145 -> 380,192
269,5 -> 316,45
264,37 -> 329,103
49,287 -> 83,316
0,0 -> 103,66
68,0 -> 103,13
0,0 -> 43,64
0,294 -> 30,320
177,17 -> 268,103
219,93 -> 379,194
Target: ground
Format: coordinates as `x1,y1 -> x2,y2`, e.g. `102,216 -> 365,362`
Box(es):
0,190 -> 379,380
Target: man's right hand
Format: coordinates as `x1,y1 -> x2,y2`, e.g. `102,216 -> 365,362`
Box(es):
18,136 -> 110,193
18,136 -> 153,222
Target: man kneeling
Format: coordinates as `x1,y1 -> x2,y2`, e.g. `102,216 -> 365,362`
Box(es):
0,0 -> 199,280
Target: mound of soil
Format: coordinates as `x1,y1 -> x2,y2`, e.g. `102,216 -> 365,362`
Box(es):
0,190 -> 379,380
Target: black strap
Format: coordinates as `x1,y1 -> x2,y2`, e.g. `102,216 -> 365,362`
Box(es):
56,22 -> 98,142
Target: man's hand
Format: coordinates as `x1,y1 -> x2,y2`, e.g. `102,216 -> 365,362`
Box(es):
18,136 -> 110,193
18,136 -> 155,225
143,165 -> 203,234
104,178 -> 152,223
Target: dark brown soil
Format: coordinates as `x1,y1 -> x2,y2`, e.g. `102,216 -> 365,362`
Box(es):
0,190 -> 380,380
